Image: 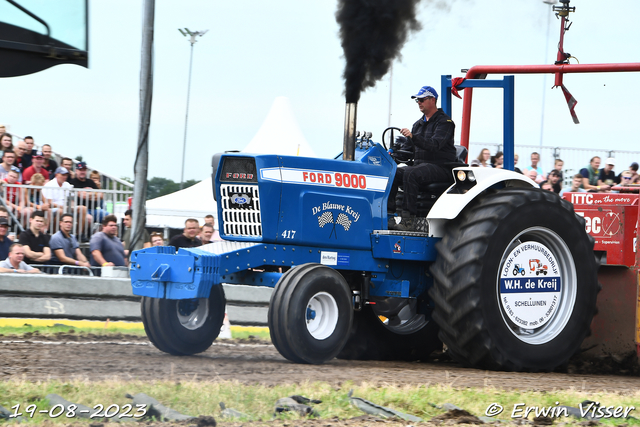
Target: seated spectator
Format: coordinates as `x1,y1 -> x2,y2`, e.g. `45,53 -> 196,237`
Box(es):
0,243 -> 42,274
90,170 -> 102,188
618,170 -> 634,186
476,148 -> 493,168
26,173 -> 50,213
204,214 -> 214,226
49,213 -> 90,267
90,214 -> 125,267
469,159 -> 481,167
69,161 -> 104,227
122,209 -> 151,257
597,158 -> 616,191
580,156 -> 610,192
41,144 -> 58,177
547,170 -> 562,194
0,150 -> 19,181
60,157 -> 75,180
0,207 -> 13,241
43,167 -> 91,238
18,211 -> 51,264
22,151 -> 50,184
17,210 -> 51,264
0,133 -> 13,151
540,180 -> 553,191
0,217 -> 12,260
24,136 -> 36,155
513,153 -> 523,174
199,223 -> 215,245
492,151 -> 504,169
560,174 -> 588,197
526,169 -> 538,182
169,218 -> 201,249
14,140 -> 31,171
150,232 -> 165,246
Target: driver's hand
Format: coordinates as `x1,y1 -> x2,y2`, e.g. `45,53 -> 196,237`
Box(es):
400,128 -> 412,138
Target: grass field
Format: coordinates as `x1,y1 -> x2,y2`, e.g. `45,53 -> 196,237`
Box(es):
0,380 -> 638,425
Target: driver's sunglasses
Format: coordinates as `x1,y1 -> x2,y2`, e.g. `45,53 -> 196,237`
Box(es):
415,97 -> 432,103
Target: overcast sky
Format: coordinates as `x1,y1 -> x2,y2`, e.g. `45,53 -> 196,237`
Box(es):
1,0 -> 639,182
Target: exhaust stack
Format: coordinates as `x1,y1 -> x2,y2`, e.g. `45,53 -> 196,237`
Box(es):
342,102 -> 357,161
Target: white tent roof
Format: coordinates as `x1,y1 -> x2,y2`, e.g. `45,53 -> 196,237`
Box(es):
145,179 -> 217,229
242,96 -> 316,157
145,96 -> 313,229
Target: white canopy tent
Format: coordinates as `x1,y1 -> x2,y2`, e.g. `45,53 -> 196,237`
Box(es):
145,96 -> 314,229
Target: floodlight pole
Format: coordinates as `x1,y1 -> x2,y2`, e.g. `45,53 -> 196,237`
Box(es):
179,28 -> 208,190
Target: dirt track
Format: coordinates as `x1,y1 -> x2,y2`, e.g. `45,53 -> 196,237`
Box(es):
1,333 -> 639,393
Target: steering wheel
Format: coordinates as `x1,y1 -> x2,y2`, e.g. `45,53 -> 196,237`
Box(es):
381,127 -> 402,151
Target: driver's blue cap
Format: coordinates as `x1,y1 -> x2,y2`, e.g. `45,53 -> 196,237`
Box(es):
411,85 -> 438,100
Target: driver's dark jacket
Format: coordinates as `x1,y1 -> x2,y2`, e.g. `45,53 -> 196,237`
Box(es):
408,108 -> 456,165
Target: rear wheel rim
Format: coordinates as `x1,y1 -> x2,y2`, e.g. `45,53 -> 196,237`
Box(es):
305,292 -> 339,340
177,298 -> 209,330
496,226 -> 577,345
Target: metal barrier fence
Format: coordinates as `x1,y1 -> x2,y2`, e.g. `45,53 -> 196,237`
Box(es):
469,143 -> 640,187
0,183 -> 133,236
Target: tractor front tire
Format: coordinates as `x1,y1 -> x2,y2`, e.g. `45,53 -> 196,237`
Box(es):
430,188 -> 599,371
268,263 -> 353,364
141,285 -> 226,355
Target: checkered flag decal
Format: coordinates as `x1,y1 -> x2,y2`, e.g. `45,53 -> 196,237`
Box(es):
318,211 -> 334,228
336,213 -> 352,231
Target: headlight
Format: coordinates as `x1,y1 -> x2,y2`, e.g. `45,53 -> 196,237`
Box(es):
457,170 -> 467,181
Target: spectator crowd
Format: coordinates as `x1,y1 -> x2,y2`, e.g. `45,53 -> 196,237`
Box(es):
471,147 -> 640,196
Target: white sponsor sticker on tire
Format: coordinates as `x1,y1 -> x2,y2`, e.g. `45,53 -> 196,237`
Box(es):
499,242 -> 562,329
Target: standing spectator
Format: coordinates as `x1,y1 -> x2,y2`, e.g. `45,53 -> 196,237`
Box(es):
41,144 -> 58,177
90,215 -> 125,267
22,151 -> 50,184
560,174 -> 589,197
513,153 -> 523,174
169,218 -> 201,249
0,150 -> 18,180
0,133 -> 13,151
14,140 -> 31,171
598,158 -> 616,191
69,161 -> 105,224
476,148 -> 493,167
0,217 -> 12,260
49,213 -> 90,267
204,214 -> 221,241
3,169 -> 25,221
18,211 -> 51,264
553,159 -> 565,183
0,244 -> 42,274
0,125 -> 5,135
523,152 -> 544,183
150,232 -> 164,246
580,156 -> 609,192
199,223 -> 215,245
122,209 -> 150,257
60,157 -> 75,180
24,136 -> 36,155
492,151 -> 504,169
628,162 -> 639,184
547,170 -> 562,194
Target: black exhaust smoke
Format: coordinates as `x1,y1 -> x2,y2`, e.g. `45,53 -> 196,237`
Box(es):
336,0 -> 422,104
337,0 -> 422,160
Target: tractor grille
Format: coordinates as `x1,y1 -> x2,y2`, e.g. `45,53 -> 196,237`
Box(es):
220,184 -> 262,238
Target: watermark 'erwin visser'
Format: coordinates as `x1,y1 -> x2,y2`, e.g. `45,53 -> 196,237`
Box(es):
484,402 -> 635,419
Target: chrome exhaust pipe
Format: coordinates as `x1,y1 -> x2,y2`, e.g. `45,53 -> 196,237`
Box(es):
342,102 -> 357,161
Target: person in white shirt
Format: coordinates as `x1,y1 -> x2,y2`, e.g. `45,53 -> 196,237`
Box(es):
42,167 -> 92,238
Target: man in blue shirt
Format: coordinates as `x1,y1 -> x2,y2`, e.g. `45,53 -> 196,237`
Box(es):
50,213 -> 91,267
0,217 -> 12,260
90,215 -> 125,267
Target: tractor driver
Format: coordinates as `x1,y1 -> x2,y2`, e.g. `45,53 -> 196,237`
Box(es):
388,85 -> 456,231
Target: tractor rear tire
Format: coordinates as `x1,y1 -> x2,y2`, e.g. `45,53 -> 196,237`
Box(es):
337,305 -> 441,361
268,263 -> 353,364
429,188 -> 599,371
141,285 -> 226,355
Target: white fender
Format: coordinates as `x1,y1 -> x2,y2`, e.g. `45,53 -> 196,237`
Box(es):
427,168 -> 538,237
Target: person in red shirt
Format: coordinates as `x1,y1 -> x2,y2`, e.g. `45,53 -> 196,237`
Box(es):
21,151 -> 50,184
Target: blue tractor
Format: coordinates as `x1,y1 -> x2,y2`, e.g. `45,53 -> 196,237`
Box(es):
130,75 -> 599,371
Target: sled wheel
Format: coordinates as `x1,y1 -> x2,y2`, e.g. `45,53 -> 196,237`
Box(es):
430,188 -> 599,371
337,304 -> 441,361
142,285 -> 226,355
268,263 -> 353,364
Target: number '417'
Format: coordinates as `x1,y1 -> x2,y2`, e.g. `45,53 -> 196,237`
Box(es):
281,230 -> 296,239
